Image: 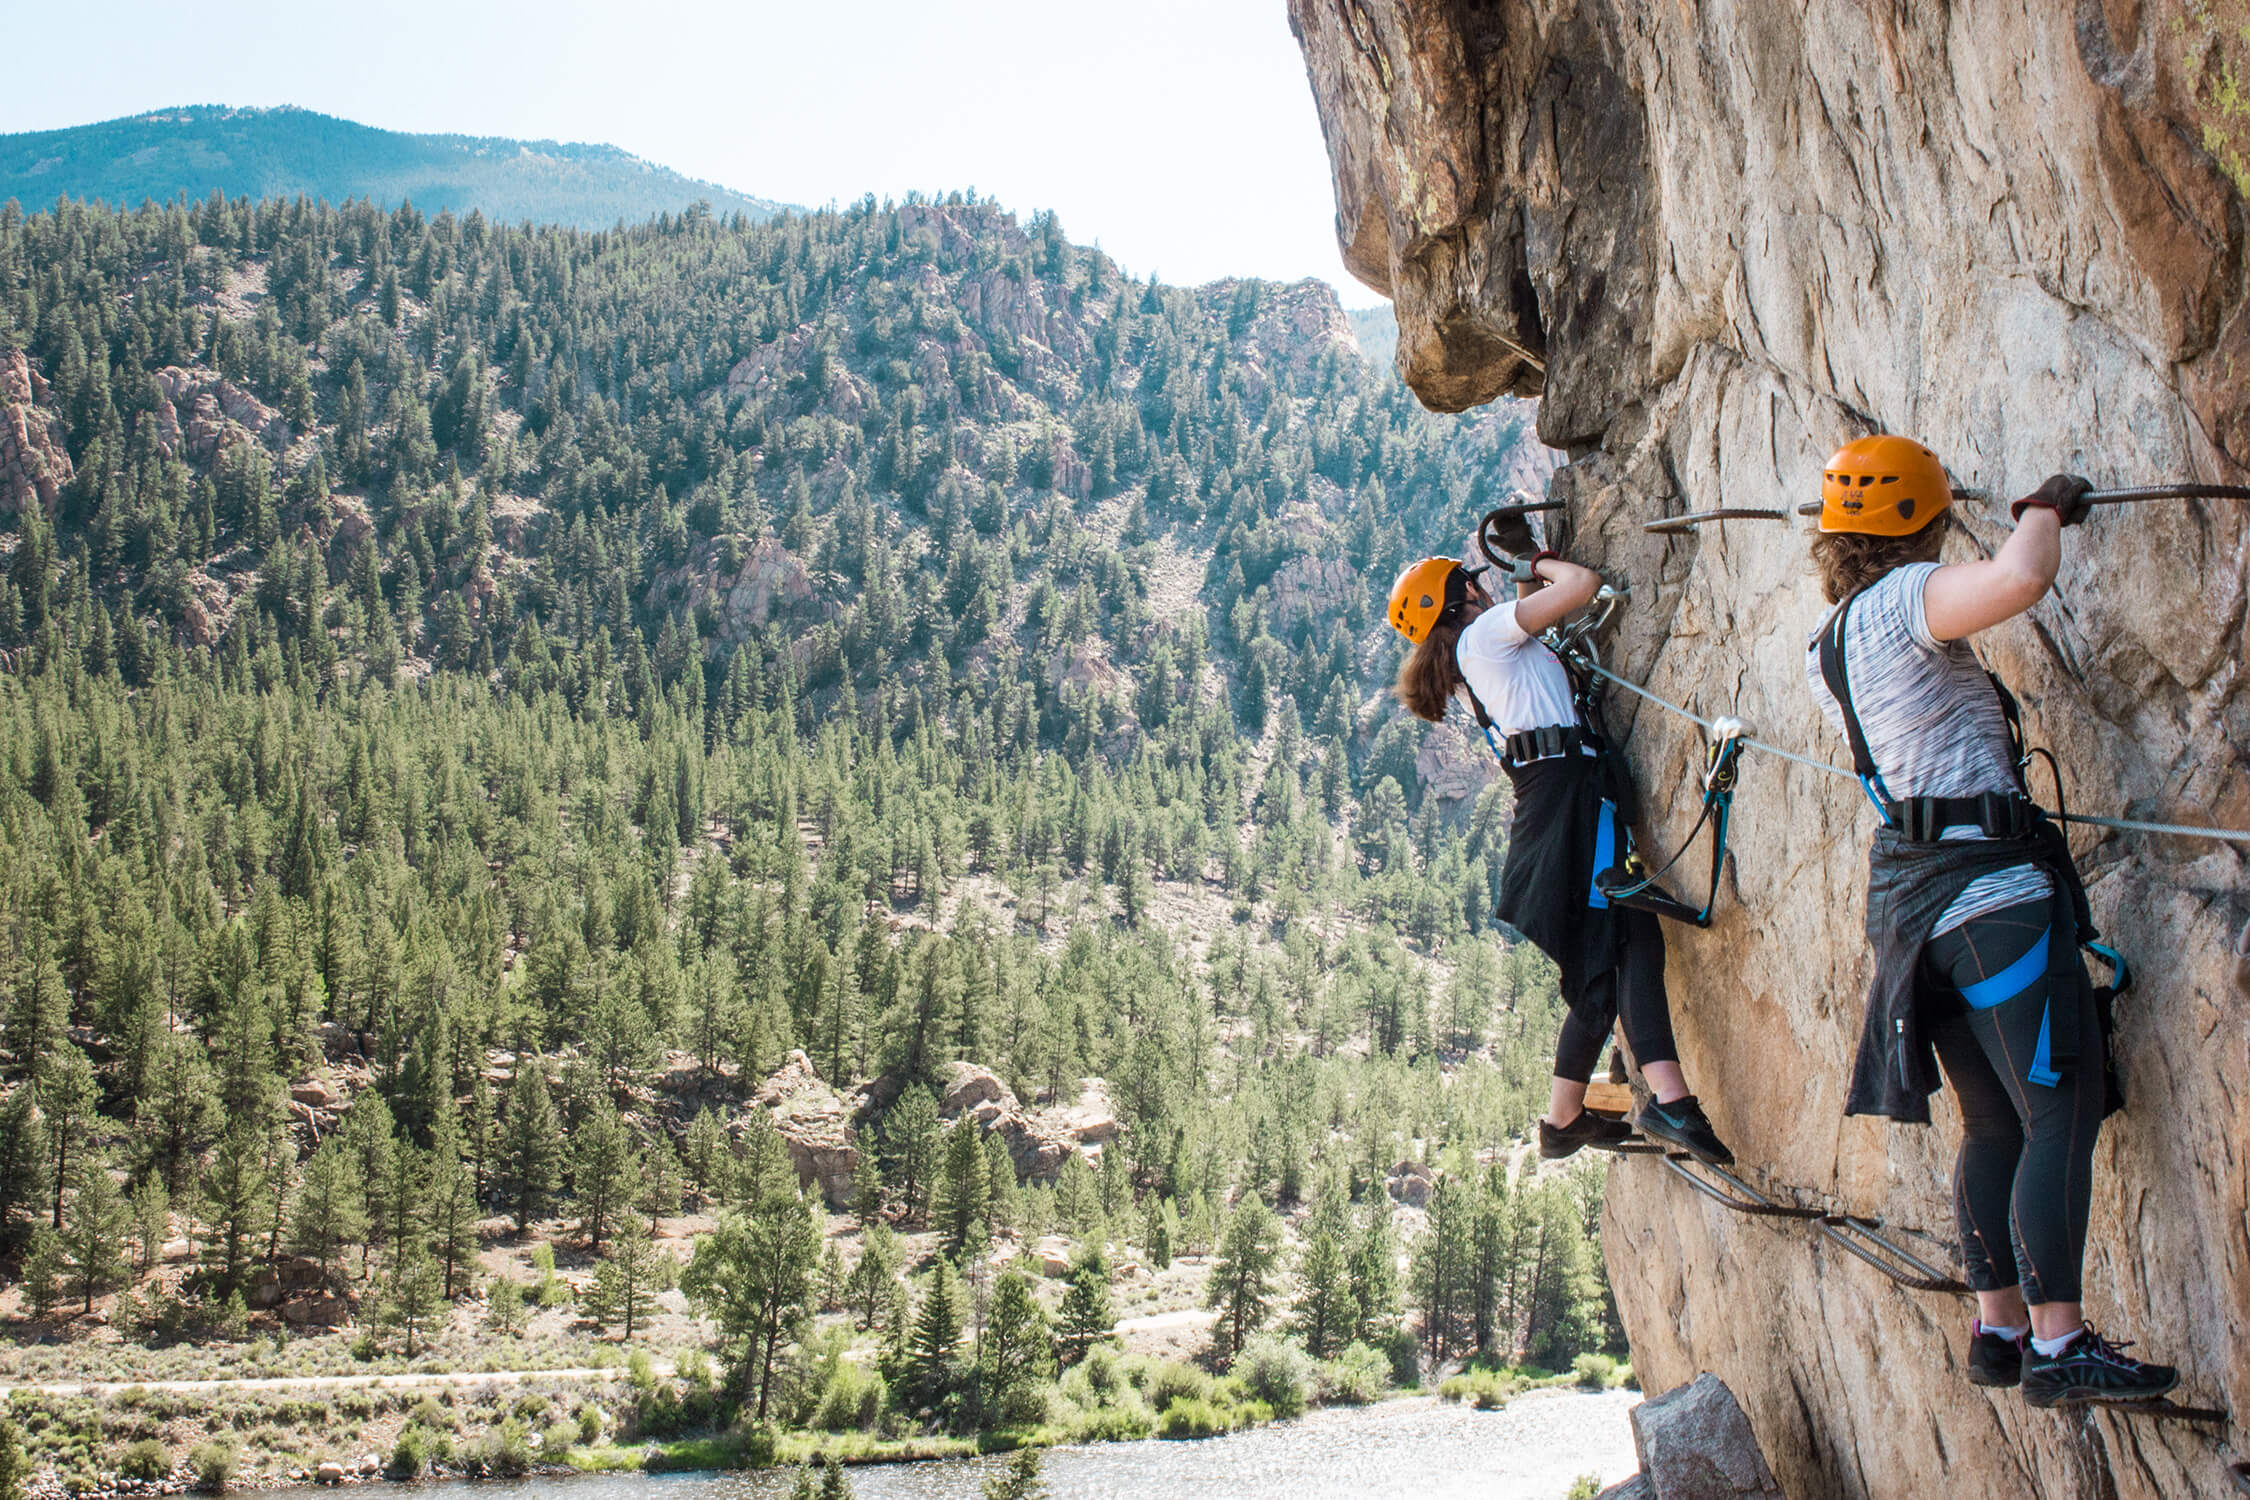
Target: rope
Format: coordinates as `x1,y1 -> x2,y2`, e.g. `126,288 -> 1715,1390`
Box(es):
1566,654 -> 2250,847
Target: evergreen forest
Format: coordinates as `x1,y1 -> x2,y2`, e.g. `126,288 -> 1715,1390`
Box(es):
0,188 -> 1620,1484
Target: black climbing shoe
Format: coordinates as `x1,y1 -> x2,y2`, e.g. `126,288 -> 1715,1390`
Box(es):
1539,1110 -> 1634,1160
2020,1324 -> 2178,1408
1967,1323 -> 2025,1388
1633,1095 -> 1734,1166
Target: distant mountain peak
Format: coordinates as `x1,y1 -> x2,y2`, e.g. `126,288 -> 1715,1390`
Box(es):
0,104 -> 793,230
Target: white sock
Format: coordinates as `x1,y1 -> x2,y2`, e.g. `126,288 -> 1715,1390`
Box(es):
2030,1329 -> 2081,1358
1977,1321 -> 2028,1342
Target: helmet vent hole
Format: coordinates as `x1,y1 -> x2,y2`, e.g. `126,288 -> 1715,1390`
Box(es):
1879,475 -> 1898,484
1858,475 -> 1874,485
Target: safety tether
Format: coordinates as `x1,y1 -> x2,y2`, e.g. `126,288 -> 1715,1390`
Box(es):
1593,722 -> 1744,927
1558,650 -> 2250,848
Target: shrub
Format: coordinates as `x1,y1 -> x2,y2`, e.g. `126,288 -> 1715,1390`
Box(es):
1232,1334 -> 1310,1420
1573,1353 -> 1620,1389
993,1382 -> 1052,1428
542,1420 -> 580,1458
387,1428 -> 430,1480
1141,1360 -> 1212,1414
1156,1397 -> 1230,1440
1565,1477 -> 1601,1500
812,1365 -> 885,1432
116,1440 -> 170,1481
1314,1342 -> 1390,1406
482,1421 -> 533,1478
1438,1369 -> 1524,1410
576,1406 -> 604,1445
187,1442 -> 235,1493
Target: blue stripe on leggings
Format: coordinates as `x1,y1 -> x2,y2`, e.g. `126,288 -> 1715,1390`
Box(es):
1588,799 -> 1616,909
1958,926 -> 2050,1010
2027,1002 -> 2061,1088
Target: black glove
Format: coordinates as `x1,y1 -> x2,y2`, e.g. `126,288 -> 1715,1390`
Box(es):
1485,511 -> 1539,558
2010,474 -> 2095,526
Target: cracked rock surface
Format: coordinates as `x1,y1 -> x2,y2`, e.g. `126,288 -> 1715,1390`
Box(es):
1291,3 -> 2249,1496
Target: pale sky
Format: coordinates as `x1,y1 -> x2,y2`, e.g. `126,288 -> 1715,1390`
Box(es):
0,0 -> 1388,307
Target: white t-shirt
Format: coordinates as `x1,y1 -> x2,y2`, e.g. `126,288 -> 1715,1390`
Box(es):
1455,600 -> 1577,735
1803,561 -> 2051,935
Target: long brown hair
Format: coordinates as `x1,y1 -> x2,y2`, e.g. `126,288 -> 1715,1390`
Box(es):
1810,522 -> 1945,603
1395,616 -> 1471,723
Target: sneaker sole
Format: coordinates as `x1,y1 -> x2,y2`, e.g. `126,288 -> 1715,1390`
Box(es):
1967,1369 -> 2021,1389
1635,1118 -> 1735,1168
2021,1373 -> 2179,1409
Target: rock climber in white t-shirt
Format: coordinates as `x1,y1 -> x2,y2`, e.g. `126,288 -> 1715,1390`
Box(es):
1387,533 -> 1731,1168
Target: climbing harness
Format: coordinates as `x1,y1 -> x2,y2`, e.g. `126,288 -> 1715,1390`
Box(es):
1643,507 -> 1790,534
1592,720 -> 1745,927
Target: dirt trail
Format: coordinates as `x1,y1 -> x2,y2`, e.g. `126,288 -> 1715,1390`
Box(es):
0,1362 -> 669,1399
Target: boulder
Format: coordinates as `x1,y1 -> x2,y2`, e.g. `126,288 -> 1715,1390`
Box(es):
280,1291 -> 349,1326
1628,1375 -> 1782,1500
1386,1160 -> 1435,1209
290,1076 -> 342,1108
315,1463 -> 345,1486
248,1256 -> 327,1309
939,1061 -> 1015,1116
1289,5 -> 2250,1498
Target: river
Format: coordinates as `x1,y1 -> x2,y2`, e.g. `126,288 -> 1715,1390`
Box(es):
481,1389 -> 1640,1500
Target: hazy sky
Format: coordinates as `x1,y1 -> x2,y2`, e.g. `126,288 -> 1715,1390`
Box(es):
0,0 -> 1387,306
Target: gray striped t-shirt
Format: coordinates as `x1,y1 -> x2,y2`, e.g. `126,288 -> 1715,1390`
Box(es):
1804,562 -> 2050,936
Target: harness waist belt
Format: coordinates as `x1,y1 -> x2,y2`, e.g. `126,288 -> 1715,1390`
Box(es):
1503,724 -> 1585,767
1882,791 -> 2040,843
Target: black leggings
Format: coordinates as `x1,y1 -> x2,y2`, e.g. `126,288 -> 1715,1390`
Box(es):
1554,906 -> 1679,1084
1923,899 -> 2104,1305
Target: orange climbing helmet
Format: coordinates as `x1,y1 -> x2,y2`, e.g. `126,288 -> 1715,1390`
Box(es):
1818,434 -> 1953,536
1387,556 -> 1468,643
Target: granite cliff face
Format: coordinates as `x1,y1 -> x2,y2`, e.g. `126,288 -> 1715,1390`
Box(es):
1290,4 -> 2249,1497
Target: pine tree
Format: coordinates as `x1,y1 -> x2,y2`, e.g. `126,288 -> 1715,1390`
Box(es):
588,1213 -> 667,1340
424,1107 -> 481,1299
680,1156 -> 821,1421
1054,1246 -> 1115,1365
573,1096 -> 636,1250
1206,1194 -> 1281,1362
982,1449 -> 1048,1500
882,1087 -> 942,1223
931,1119 -> 990,1254
907,1258 -> 963,1413
287,1137 -> 366,1277
380,1242 -> 443,1356
1294,1229 -> 1356,1360
979,1269 -> 1051,1416
60,1157 -> 127,1313
501,1062 -> 561,1234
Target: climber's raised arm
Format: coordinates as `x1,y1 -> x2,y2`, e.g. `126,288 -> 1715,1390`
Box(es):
1508,553 -> 1602,636
1921,476 -> 2087,641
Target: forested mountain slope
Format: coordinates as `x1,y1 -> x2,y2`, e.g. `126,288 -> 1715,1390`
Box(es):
0,192 -> 1596,1480
0,106 -> 791,230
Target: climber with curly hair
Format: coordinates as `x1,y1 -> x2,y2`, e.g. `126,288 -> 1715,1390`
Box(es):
1803,435 -> 2177,1407
1388,523 -> 1731,1168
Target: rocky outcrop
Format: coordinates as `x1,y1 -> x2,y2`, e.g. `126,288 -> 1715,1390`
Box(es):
148,365 -> 288,462
1293,5 -> 2249,1498
752,1050 -> 858,1206
0,348 -> 71,516
934,1061 -> 1119,1181
646,535 -> 824,646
